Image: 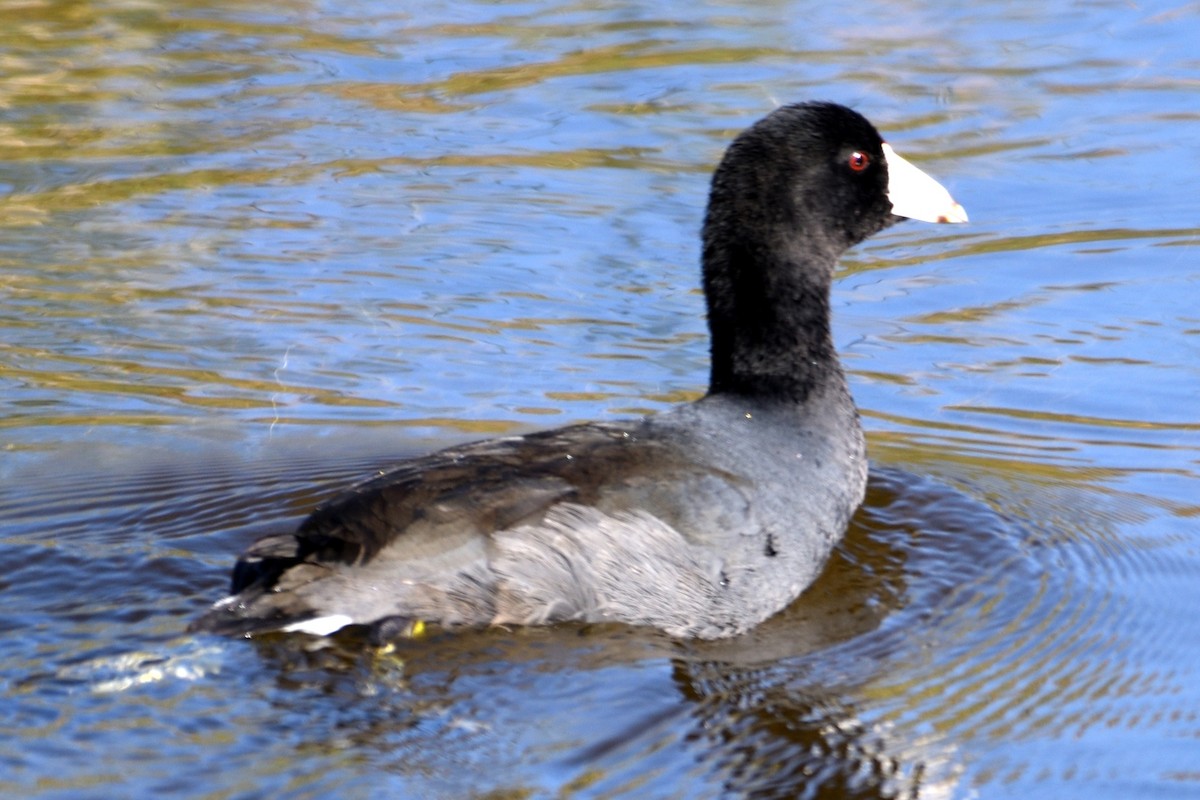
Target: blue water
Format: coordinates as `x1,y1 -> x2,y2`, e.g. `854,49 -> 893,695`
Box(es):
2,1 -> 1199,798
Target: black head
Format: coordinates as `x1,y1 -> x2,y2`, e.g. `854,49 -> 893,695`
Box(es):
701,102 -> 964,400
703,102 -> 897,284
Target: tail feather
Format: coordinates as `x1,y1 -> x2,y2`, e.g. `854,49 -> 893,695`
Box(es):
190,531 -> 334,637
188,586 -> 324,637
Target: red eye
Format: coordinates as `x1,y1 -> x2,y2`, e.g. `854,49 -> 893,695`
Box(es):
848,151 -> 870,171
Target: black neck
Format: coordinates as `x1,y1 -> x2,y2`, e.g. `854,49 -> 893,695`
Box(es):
702,235 -> 841,403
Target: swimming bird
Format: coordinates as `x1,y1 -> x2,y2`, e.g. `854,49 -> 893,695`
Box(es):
193,101 -> 967,641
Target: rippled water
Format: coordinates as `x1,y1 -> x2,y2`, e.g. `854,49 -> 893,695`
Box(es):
3,1 -> 1199,798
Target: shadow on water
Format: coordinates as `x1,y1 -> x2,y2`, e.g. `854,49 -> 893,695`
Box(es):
666,469 -> 1021,799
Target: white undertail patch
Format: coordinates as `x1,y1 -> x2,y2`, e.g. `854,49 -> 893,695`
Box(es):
281,614 -> 354,636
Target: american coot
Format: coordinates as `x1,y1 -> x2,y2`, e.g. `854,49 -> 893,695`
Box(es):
193,101 -> 967,641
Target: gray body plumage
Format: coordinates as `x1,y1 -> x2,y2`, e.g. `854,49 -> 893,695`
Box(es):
200,389 -> 864,639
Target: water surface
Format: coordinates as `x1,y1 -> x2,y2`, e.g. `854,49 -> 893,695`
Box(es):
2,1 -> 1199,798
